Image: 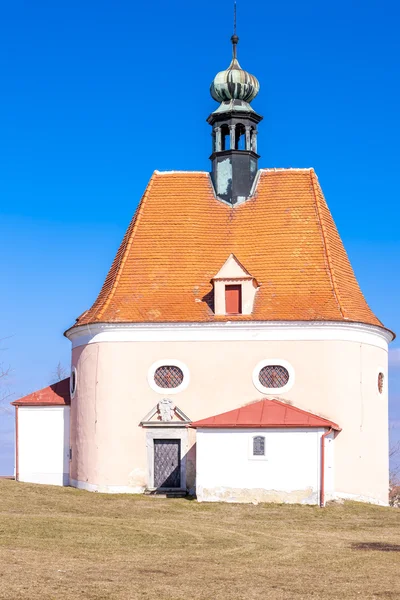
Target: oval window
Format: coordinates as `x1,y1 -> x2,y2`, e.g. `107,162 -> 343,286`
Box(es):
259,365 -> 289,389
154,365 -> 184,389
378,372 -> 384,394
70,367 -> 77,398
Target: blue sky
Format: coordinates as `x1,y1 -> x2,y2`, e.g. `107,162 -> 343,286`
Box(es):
1,0 -> 399,475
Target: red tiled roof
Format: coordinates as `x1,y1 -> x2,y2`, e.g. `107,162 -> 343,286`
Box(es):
190,399 -> 340,430
69,169 -> 386,330
12,378 -> 70,407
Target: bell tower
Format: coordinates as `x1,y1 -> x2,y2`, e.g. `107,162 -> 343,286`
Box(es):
208,34 -> 262,205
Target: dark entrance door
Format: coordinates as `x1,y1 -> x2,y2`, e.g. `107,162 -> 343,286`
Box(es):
154,439 -> 181,488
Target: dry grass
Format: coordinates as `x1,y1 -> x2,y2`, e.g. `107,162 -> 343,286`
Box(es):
0,481 -> 399,599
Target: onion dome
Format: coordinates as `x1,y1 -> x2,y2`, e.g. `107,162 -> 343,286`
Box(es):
210,35 -> 260,104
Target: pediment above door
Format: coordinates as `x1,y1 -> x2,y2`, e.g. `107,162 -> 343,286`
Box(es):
140,399 -> 191,428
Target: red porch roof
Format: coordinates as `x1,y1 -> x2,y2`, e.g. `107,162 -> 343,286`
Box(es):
190,399 -> 340,430
11,378 -> 71,407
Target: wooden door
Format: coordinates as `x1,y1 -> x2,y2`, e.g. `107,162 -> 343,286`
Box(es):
154,439 -> 181,488
225,284 -> 242,314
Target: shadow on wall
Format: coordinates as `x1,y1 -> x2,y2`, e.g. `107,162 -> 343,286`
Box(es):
201,289 -> 214,313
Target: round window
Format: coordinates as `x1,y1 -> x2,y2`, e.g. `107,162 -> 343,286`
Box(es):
70,367 -> 77,398
154,365 -> 184,389
378,372 -> 384,394
259,365 -> 289,389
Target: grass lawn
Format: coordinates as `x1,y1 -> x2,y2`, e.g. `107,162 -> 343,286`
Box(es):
0,481 -> 399,599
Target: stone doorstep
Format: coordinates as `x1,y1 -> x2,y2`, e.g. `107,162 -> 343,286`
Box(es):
144,488 -> 187,498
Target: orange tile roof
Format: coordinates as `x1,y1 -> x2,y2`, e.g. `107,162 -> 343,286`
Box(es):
191,399 -> 340,430
12,379 -> 70,406
71,169 -> 385,329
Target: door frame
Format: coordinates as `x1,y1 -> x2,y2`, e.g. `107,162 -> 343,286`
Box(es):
146,428 -> 188,491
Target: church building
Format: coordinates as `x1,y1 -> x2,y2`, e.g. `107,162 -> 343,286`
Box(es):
13,34 -> 394,505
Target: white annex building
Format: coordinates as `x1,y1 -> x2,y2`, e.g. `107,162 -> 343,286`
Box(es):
13,33 -> 394,505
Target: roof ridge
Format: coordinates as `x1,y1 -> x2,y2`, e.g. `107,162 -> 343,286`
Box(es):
154,170 -> 208,175
260,168 -> 313,173
94,172 -> 158,321
269,399 -> 338,426
310,169 -> 346,319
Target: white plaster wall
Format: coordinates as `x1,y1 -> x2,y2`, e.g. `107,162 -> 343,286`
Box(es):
68,323 -> 389,503
18,407 -> 70,486
196,428 -> 328,504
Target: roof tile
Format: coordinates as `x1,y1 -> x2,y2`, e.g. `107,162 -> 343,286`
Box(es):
70,169 -> 384,328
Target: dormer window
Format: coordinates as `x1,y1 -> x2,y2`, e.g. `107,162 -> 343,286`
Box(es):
212,254 -> 259,316
225,284 -> 242,315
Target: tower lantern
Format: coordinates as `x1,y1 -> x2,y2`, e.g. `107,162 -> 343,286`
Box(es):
208,34 -> 263,205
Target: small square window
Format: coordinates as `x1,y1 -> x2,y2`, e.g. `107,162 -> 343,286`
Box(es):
253,435 -> 265,456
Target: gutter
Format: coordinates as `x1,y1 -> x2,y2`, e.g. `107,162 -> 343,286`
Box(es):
320,427 -> 333,507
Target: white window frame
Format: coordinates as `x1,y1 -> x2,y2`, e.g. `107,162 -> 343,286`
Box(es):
248,433 -> 268,461
70,366 -> 77,398
147,359 -> 190,395
252,359 -> 295,395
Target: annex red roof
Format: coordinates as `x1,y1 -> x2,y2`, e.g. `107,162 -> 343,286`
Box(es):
12,378 -> 70,407
191,399 -> 340,430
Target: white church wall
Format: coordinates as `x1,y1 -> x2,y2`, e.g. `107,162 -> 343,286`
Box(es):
18,406 -> 70,486
195,427 -> 328,504
68,321 -> 389,503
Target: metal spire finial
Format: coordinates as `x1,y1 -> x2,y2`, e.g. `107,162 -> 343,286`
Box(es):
231,0 -> 239,60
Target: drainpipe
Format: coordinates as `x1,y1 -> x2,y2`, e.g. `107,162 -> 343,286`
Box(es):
15,406 -> 19,482
320,427 -> 333,507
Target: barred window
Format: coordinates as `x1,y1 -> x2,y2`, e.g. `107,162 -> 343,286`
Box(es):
259,365 -> 289,389
378,372 -> 384,394
253,436 -> 265,456
154,366 -> 184,389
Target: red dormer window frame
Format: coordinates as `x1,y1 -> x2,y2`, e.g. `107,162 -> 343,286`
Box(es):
225,284 -> 242,315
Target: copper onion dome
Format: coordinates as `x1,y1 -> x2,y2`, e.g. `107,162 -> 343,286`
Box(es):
210,35 -> 260,104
